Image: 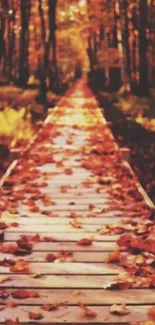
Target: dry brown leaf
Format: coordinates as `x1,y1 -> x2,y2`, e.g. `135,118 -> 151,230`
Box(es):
32,273 -> 44,279
10,260 -> 30,273
0,276 -> 12,284
79,303 -> 97,318
7,300 -> 18,308
105,250 -> 120,263
60,186 -> 68,193
64,168 -> 73,175
110,304 -> 130,315
70,219 -> 82,229
41,303 -> 63,311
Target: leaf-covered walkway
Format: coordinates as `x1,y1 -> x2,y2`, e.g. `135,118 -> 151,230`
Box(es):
0,79 -> 155,324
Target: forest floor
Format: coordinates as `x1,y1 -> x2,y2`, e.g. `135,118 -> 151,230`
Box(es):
97,90 -> 155,204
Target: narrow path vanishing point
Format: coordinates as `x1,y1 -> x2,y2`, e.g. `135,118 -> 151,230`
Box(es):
0,79 -> 154,324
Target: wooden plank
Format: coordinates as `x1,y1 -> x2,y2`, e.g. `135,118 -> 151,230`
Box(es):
26,198 -> 111,206
3,187 -> 111,199
37,166 -> 93,173
28,186 -> 108,195
4,236 -> 119,250
22,194 -> 111,199
0,251 -> 110,263
17,204 -> 111,212
0,274 -> 131,289
2,210 -> 123,219
0,305 -> 150,323
5,224 -> 111,233
4,233 -> 119,242
3,216 -> 125,225
0,289 -> 154,305
5,217 -> 125,229
17,202 -> 140,213
0,262 -> 122,275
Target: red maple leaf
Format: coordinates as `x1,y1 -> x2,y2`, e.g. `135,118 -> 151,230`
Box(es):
0,222 -> 8,230
3,244 -> 17,255
151,276 -> 155,287
45,253 -> 57,262
41,303 -> 61,311
77,238 -> 92,246
17,238 -> 33,251
0,290 -> 10,299
147,240 -> 155,254
10,222 -> 19,228
117,234 -> 133,247
12,290 -> 30,299
130,238 -> 146,252
0,259 -> 15,267
148,307 -> 155,321
29,312 -> 43,320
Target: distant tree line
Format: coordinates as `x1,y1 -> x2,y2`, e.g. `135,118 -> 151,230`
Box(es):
0,0 -> 155,97
87,0 -> 155,96
0,0 -> 58,98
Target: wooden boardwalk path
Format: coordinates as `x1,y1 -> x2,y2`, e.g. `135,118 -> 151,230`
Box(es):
0,79 -> 154,324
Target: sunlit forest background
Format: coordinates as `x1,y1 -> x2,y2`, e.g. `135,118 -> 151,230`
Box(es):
0,0 -> 155,202
1,0 -> 155,93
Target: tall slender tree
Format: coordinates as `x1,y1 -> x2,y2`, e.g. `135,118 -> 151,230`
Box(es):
18,0 -> 31,86
38,0 -> 48,103
139,0 -> 149,95
122,0 -> 131,84
8,0 -> 16,80
0,0 -> 8,77
48,0 -> 59,90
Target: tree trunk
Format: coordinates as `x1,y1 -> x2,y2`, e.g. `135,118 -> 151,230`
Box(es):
48,0 -> 59,90
123,0 -> 131,82
87,35 -> 94,72
109,1 -> 122,91
18,0 -> 31,86
139,0 -> 149,96
8,0 -> 16,81
0,1 -> 7,79
38,0 -> 48,104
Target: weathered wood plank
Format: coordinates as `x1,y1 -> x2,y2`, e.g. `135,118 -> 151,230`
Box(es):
0,289 -> 154,305
0,251 -> 110,262
0,274 -> 121,288
4,233 -> 119,242
17,204 -> 111,212
0,262 -> 122,275
3,237 -> 119,250
3,216 -> 132,225
5,224 -> 121,233
2,210 -> 123,218
20,198 -> 112,206
0,305 -> 150,323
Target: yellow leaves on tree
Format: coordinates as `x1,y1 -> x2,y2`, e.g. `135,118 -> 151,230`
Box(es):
0,107 -> 34,148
